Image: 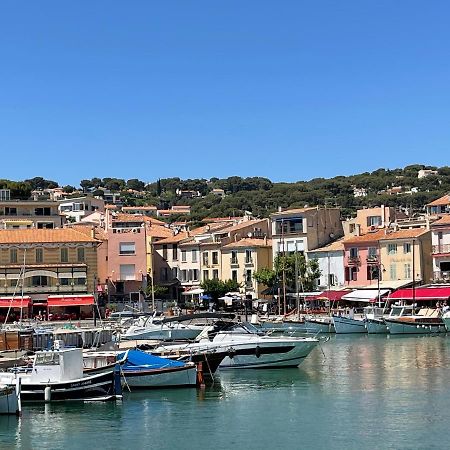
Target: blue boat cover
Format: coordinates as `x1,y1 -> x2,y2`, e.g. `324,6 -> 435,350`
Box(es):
117,349 -> 186,371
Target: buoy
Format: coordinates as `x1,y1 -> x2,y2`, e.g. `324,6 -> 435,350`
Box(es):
44,386 -> 51,402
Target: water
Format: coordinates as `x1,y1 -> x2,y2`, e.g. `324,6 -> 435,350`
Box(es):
2,335 -> 450,450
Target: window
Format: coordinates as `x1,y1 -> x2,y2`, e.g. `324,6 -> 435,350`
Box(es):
403,243 -> 411,254
231,251 -> 238,264
192,249 -> 198,263
367,216 -> 382,227
390,264 -> 397,280
5,207 -> 17,216
77,247 -> 85,262
160,267 -> 168,281
213,269 -> 219,279
181,250 -> 187,262
349,248 -> 359,258
180,270 -> 187,282
172,245 -> 178,261
245,249 -> 252,264
203,252 -> 209,266
388,244 -> 397,255
119,242 -> 135,255
349,223 -> 356,233
37,222 -> 54,229
193,269 -> 199,281
36,248 -> 43,263
31,276 -> 48,287
60,248 -> 69,263
404,263 -> 411,279
232,270 -> 238,282
10,248 -> 17,264
203,270 -> 209,281
212,251 -> 219,265
245,270 -> 252,286
35,207 -> 51,216
275,218 -> 303,234
367,266 -> 379,280
345,267 -> 358,282
368,247 -> 377,258
75,277 -> 86,286
328,274 -> 336,286
120,264 -> 135,281
60,277 -> 70,286
172,267 -> 178,279
162,245 -> 168,260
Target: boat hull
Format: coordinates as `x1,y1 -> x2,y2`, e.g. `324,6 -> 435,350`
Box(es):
304,318 -> 335,334
123,328 -> 201,341
442,317 -> 450,332
0,385 -> 20,415
332,316 -> 367,334
219,339 -> 318,369
122,365 -> 197,388
385,319 -> 447,335
365,318 -> 388,334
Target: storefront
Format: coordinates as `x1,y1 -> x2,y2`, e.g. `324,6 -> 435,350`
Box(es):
0,296 -> 31,322
46,294 -> 95,321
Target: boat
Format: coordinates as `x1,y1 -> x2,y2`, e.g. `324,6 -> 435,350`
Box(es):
156,321 -> 319,370
385,307 -> 446,335
332,314 -> 367,334
304,316 -> 335,333
83,349 -> 198,389
365,305 -> 411,334
0,345 -> 122,402
442,310 -> 450,331
0,379 -> 21,415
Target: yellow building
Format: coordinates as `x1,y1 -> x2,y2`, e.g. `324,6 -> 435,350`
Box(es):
221,238 -> 272,298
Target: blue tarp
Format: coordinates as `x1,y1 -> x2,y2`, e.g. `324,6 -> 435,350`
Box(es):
117,349 -> 186,371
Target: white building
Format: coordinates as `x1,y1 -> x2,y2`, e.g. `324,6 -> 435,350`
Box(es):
58,196 -> 105,223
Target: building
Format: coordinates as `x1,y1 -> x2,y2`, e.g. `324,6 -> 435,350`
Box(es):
0,198 -> 65,229
58,195 -> 105,223
270,207 -> 343,260
121,206 -> 157,217
431,215 -> 450,282
418,169 -> 438,179
426,194 -> 450,216
211,188 -> 225,198
0,228 -> 99,318
307,238 -> 345,289
221,237 -> 272,298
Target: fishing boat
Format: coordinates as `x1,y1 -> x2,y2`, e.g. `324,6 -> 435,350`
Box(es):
0,379 -> 21,415
84,349 -> 198,388
332,313 -> 367,334
385,307 -> 446,335
304,316 -> 335,333
0,345 -> 122,402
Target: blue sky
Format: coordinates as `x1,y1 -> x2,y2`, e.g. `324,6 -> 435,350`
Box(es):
1,1 -> 449,187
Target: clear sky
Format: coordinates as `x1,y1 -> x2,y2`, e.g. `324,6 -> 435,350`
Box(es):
1,1 -> 449,187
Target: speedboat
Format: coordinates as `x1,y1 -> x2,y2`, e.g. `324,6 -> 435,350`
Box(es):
154,321 -> 319,370
385,307 -> 446,335
0,345 -> 122,402
0,379 -> 21,415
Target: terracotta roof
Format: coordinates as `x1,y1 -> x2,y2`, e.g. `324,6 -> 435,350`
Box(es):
345,228 -> 429,245
222,238 -> 272,249
427,194 -> 450,207
0,228 -> 99,244
105,205 -> 118,209
146,226 -> 173,239
431,215 -> 450,227
270,207 -> 320,217
153,231 -> 190,245
68,224 -> 107,240
122,206 -> 156,211
309,238 -> 345,253
214,219 -> 268,234
113,214 -> 166,226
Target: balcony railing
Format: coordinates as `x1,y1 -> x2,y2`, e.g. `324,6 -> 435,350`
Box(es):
432,244 -> 450,255
245,258 -> 254,266
366,255 -> 379,264
433,271 -> 450,282
347,256 -> 361,266
230,257 -> 239,267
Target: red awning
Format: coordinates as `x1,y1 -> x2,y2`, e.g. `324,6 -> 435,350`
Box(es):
47,295 -> 95,307
388,287 -> 450,301
0,297 -> 31,308
309,290 -> 351,302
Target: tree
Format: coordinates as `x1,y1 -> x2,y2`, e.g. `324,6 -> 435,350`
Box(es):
273,254 -> 322,292
253,267 -> 277,289
126,178 -> 145,191
145,284 -> 168,298
62,185 -> 75,193
200,279 -> 241,304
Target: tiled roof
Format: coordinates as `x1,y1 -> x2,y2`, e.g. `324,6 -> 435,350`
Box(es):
122,206 -> 156,211
431,215 -> 450,227
113,214 -> 166,226
68,225 -> 107,240
214,219 -> 268,234
309,238 -> 345,252
345,228 -> 429,245
0,228 -> 99,244
380,229 -> 429,241
427,194 -> 450,206
270,207 -> 320,217
153,231 -> 190,245
222,238 -> 272,249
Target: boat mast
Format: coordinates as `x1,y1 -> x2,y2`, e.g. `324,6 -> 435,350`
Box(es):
19,248 -> 27,325
295,242 -> 299,320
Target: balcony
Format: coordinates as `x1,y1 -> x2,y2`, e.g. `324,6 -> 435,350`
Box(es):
245,258 -> 254,267
0,285 -> 88,294
230,257 -> 239,267
347,256 -> 361,266
433,271 -> 450,282
366,255 -> 379,264
432,244 -> 450,255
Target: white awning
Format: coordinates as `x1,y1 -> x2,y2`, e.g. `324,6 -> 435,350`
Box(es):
341,289 -> 390,302
182,288 -> 204,296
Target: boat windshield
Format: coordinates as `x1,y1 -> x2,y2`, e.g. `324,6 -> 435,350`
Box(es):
35,353 -> 61,366
389,306 -> 413,317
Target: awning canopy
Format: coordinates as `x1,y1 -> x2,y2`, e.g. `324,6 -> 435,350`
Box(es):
0,296 -> 31,308
182,288 -> 204,296
388,287 -> 450,302
311,290 -> 351,302
47,295 -> 95,307
341,289 -> 390,303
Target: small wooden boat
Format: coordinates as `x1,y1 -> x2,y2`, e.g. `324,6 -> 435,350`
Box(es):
0,379 -> 21,415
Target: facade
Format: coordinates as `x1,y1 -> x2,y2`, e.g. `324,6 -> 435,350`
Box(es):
431,215 -> 450,282
307,239 -> 345,289
0,228 -> 99,317
426,194 -> 450,216
0,199 -> 65,229
58,196 -> 105,223
270,207 -> 343,260
221,238 -> 272,298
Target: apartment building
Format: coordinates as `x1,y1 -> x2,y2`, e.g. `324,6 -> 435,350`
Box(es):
431,215 -> 450,282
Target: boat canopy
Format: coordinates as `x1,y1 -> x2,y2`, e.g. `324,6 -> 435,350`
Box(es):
388,287 -> 450,301
341,289 -> 390,303
47,295 -> 95,307
118,349 -> 185,370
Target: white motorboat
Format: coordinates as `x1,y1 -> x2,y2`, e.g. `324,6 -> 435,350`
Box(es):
155,322 -> 319,369
0,345 -> 122,402
0,379 -> 21,415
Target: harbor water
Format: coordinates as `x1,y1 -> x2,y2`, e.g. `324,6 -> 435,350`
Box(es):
2,335 -> 450,450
